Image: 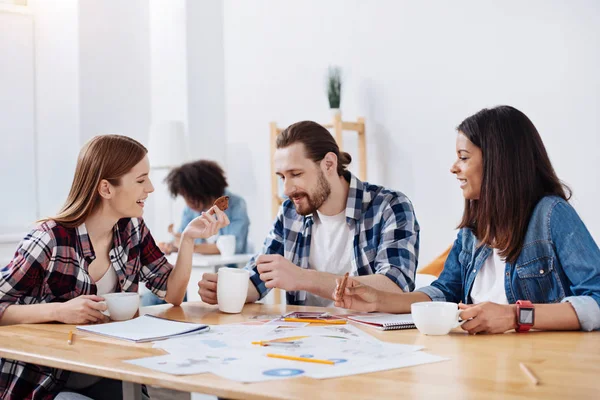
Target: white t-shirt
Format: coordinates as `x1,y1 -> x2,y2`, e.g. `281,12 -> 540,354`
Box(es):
306,210 -> 353,307
470,248 -> 509,305
95,265 -> 118,295
67,264 -> 117,390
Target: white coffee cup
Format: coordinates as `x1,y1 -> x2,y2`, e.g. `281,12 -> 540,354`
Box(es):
100,292 -> 140,321
411,301 -> 464,335
216,235 -> 236,256
217,267 -> 249,313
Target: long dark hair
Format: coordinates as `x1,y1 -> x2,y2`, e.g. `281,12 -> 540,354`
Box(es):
276,121 -> 351,176
457,106 -> 571,263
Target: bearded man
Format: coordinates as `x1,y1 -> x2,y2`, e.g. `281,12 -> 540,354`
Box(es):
198,120 -> 420,306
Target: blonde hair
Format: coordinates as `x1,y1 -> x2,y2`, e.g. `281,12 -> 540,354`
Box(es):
44,135 -> 147,228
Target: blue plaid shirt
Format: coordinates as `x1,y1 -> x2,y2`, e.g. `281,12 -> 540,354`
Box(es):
245,173 -> 420,305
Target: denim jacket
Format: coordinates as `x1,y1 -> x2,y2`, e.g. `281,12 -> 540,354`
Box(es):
418,196 -> 600,331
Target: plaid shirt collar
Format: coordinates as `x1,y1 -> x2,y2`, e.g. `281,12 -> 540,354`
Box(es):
76,223 -> 94,261
75,222 -> 126,264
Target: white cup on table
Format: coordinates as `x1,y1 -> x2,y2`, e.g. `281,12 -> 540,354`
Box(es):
411,301 -> 465,335
217,267 -> 249,313
216,235 -> 236,257
100,292 -> 140,321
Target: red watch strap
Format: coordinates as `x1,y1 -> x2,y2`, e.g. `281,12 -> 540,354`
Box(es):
516,300 -> 534,333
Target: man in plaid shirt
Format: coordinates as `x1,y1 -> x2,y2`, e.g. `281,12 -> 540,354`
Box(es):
199,120 -> 419,306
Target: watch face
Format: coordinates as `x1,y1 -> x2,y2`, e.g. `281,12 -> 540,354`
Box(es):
520,308 -> 534,324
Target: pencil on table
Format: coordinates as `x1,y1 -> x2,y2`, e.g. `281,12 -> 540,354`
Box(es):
252,341 -> 299,347
67,330 -> 74,345
283,318 -> 347,325
519,362 -> 539,385
267,353 -> 335,365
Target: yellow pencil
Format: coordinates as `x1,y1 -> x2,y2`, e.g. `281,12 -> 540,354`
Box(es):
67,330 -> 74,345
283,318 -> 346,325
267,353 -> 335,365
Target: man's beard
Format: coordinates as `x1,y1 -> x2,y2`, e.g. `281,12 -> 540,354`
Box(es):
290,170 -> 331,216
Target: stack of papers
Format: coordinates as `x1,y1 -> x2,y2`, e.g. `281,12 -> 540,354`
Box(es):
77,314 -> 209,343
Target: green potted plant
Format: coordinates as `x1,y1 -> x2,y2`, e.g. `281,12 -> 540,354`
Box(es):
326,66 -> 342,116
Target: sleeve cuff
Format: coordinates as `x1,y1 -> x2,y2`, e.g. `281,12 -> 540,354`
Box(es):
0,302 -> 12,320
245,265 -> 270,300
416,285 -> 447,302
561,295 -> 600,331
145,266 -> 172,299
376,265 -> 414,292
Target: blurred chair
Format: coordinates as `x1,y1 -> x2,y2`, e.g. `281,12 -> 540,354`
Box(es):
414,245 -> 452,290
419,246 -> 451,277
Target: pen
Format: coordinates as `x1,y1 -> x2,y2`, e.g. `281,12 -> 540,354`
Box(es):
267,353 -> 335,365
283,318 -> 347,325
67,330 -> 74,345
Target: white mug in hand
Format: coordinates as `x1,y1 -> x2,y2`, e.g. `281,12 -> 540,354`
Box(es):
216,235 -> 236,256
411,301 -> 465,335
100,292 -> 140,321
217,267 -> 249,313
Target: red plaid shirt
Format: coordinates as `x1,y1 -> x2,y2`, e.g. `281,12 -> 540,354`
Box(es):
0,218 -> 172,399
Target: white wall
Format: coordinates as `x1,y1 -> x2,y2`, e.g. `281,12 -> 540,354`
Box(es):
31,0 -> 81,220
0,12 -> 37,234
223,0 -> 600,265
186,0 -> 226,164
149,0 -> 188,126
146,0 -> 227,241
79,0 -> 150,145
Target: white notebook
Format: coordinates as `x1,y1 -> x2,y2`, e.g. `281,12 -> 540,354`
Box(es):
345,313 -> 415,331
77,314 -> 210,343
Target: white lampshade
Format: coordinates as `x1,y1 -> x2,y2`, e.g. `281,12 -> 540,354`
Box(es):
147,120 -> 189,169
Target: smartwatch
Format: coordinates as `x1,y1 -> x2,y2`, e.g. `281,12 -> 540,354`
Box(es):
516,300 -> 534,333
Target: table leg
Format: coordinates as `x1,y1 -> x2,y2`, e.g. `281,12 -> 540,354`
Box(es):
122,381 -> 143,400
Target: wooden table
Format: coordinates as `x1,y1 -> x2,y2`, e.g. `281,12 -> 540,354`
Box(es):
0,302 -> 598,399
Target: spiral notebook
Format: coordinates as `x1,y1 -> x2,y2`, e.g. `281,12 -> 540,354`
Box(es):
345,313 -> 415,331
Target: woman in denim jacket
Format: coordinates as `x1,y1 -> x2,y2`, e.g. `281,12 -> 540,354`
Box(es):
334,105 -> 600,334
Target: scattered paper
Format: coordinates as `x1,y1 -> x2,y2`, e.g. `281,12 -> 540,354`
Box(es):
128,322 -> 448,382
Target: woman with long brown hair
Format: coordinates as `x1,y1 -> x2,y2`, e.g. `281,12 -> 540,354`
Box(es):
0,135 -> 229,399
334,106 -> 600,334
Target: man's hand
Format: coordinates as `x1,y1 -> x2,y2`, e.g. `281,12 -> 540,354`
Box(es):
459,302 -> 517,334
333,277 -> 379,312
198,273 -> 218,304
256,254 -> 306,291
